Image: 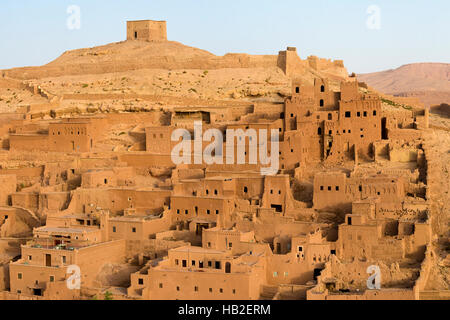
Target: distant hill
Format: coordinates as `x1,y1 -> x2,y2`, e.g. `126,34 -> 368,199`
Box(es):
359,63 -> 450,106
1,40 -> 348,83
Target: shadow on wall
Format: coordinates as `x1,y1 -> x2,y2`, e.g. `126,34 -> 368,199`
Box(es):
430,103 -> 450,118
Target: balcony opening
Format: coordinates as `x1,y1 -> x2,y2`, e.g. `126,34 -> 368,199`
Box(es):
33,288 -> 42,296
313,268 -> 323,280
381,117 -> 388,140
271,204 -> 283,213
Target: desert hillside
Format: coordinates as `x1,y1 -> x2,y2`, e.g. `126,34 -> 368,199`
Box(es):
0,39 -> 350,113
359,63 -> 450,106
2,40 -> 348,82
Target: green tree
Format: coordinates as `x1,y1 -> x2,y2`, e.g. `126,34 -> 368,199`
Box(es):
104,291 -> 113,300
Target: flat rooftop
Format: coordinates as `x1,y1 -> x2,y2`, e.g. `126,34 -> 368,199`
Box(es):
34,226 -> 99,234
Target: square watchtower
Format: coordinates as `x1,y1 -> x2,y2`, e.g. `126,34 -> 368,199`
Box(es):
127,20 -> 167,42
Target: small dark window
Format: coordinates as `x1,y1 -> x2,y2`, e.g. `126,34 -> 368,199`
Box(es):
243,187 -> 248,193
134,31 -> 138,39
336,186 -> 340,191
373,110 -> 377,116
320,85 -> 325,92
320,186 -> 324,191
138,278 -> 144,285
318,127 -> 322,135
296,87 -> 300,93
159,283 -> 163,288
345,111 -> 351,118
357,112 -> 361,117
320,99 -> 324,107
215,210 -> 219,215
328,186 -> 332,191
112,226 -> 116,232
364,111 -> 367,117
132,227 -> 136,233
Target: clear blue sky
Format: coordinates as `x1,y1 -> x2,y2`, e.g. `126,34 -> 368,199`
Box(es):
0,0 -> 448,73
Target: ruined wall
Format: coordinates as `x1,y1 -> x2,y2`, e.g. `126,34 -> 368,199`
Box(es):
75,240 -> 127,288
0,175 -> 16,206
9,134 -> 48,152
